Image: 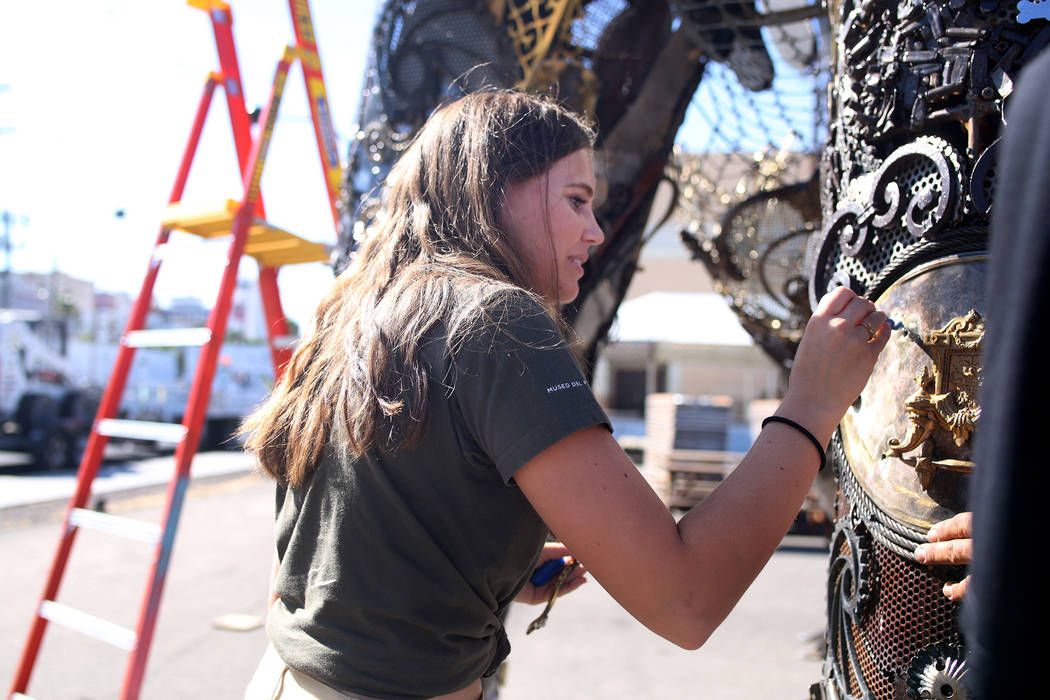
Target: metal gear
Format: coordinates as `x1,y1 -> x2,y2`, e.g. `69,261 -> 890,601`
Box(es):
906,642 -> 970,700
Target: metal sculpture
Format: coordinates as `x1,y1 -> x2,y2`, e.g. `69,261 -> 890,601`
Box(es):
338,1 -> 1048,697
808,0 -> 1046,692
337,0 -> 697,372
335,0 -> 826,371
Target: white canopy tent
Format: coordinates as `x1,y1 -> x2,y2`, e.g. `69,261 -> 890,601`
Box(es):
595,292 -> 780,413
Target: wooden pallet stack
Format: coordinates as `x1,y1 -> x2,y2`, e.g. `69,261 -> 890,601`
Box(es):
643,393 -> 743,509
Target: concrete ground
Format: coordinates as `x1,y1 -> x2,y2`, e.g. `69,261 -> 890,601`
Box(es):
1,456 -> 829,699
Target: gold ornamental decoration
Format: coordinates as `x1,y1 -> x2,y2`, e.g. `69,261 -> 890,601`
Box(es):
885,310 -> 984,489
491,0 -> 589,90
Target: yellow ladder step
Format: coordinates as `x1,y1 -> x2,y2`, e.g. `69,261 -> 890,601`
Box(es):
161,199 -> 331,266
161,199 -> 240,237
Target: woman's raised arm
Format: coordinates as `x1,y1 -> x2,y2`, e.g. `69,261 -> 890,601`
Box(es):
515,286 -> 889,648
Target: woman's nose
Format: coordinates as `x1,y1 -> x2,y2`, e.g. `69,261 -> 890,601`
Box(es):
584,214 -> 604,245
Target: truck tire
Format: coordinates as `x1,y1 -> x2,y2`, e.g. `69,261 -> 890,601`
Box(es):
33,429 -> 71,471
58,391 -> 99,469
16,394 -> 59,434
17,395 -> 71,471
60,390 -> 100,429
66,429 -> 90,470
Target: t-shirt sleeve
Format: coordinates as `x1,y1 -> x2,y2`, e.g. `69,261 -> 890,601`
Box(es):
450,295 -> 611,483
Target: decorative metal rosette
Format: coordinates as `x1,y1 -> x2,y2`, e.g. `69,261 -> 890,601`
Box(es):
906,642 -> 971,700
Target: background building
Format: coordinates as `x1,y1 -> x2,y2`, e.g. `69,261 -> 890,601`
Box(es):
591,180 -> 784,426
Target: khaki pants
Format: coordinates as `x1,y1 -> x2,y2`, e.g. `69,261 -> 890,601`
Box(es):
244,643 -> 485,700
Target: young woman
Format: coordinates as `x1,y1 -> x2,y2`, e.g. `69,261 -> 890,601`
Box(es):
242,90 -> 890,700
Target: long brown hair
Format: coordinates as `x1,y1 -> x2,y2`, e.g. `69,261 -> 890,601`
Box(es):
242,90 -> 595,487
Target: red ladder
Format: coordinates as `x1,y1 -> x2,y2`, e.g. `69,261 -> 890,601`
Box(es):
8,2 -> 339,698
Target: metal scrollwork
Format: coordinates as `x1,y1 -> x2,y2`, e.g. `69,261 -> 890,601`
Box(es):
969,138 -> 1001,217
501,0 -> 586,90
886,310 -> 984,489
811,136 -> 965,302
826,517 -> 878,698
830,201 -> 872,257
869,137 -> 961,240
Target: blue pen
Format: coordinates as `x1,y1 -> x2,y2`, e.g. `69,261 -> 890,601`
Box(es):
885,316 -> 925,344
530,556 -> 569,586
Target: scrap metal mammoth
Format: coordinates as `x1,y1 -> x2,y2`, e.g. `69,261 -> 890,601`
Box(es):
334,1 -> 1049,697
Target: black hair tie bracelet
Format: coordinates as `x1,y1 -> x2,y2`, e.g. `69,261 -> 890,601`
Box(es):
761,416 -> 827,472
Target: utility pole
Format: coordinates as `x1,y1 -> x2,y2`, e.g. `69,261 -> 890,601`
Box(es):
1,209 -> 13,308
1,210 -> 29,309
2,83 -> 18,307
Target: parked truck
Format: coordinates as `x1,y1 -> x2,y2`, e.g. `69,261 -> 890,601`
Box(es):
2,310 -> 276,470
68,340 -> 275,452
0,311 -> 100,470
108,344 -> 274,450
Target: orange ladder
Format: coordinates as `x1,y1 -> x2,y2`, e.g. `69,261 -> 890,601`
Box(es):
8,2 -> 340,698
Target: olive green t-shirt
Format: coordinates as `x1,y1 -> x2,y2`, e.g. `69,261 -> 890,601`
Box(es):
267,294 -> 610,699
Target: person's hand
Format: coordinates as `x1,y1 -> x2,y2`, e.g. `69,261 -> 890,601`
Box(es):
914,512 -> 972,601
778,287 -> 891,441
514,542 -> 588,605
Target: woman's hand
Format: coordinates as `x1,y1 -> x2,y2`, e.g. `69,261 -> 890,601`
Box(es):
914,512 -> 972,601
779,286 -> 891,442
514,542 -> 588,605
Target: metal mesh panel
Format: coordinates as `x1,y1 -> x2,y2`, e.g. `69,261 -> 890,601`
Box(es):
570,0 -> 629,50
826,436 -> 967,700
375,0 -> 518,122
833,535 -> 962,699
850,621 -> 884,698
867,542 -> 959,678
669,0 -> 830,366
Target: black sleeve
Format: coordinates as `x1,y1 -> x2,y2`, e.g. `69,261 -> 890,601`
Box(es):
450,294 -> 611,484
962,49 -> 1050,698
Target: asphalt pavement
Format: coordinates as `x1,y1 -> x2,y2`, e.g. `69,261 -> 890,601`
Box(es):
1,451 -> 829,699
